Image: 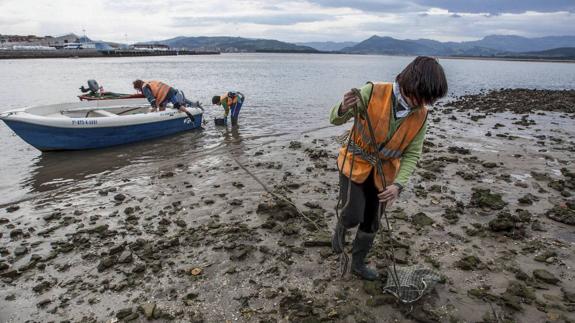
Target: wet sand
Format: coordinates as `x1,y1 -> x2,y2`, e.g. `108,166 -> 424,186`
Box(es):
1,89 -> 574,322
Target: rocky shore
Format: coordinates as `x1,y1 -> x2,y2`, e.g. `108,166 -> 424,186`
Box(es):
0,88 -> 574,322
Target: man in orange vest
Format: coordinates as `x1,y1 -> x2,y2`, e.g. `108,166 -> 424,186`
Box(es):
330,57 -> 448,280
133,80 -> 200,120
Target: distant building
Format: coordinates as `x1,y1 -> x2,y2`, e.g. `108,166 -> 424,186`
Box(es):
0,34 -> 45,44
45,34 -> 83,48
0,33 -> 116,51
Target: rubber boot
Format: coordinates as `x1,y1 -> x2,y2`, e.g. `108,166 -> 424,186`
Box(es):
331,220 -> 346,254
231,116 -> 238,126
351,230 -> 379,280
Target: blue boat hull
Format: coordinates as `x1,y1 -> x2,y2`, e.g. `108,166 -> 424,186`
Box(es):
2,115 -> 203,151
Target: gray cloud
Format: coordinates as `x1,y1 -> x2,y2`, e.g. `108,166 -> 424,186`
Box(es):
306,0 -> 420,12
173,13 -> 332,27
1,0 -> 574,43
308,0 -> 575,14
416,0 -> 575,14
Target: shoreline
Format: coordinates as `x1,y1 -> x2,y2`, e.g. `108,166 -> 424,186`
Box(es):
0,49 -> 220,60
2,50 -> 574,63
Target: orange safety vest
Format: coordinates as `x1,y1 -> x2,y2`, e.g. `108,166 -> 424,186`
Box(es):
144,81 -> 171,106
337,82 -> 428,191
221,93 -> 238,107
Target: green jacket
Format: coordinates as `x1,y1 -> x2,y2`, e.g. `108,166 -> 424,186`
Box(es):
329,83 -> 427,187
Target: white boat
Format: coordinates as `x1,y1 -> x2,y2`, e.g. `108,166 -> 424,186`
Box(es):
0,98 -> 203,151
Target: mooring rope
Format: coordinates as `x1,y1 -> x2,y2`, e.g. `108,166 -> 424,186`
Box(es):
216,127 -> 322,232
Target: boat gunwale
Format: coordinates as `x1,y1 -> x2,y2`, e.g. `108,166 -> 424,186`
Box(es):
1,99 -> 203,129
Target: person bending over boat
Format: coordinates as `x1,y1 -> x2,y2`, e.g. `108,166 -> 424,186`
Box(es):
330,56 -> 448,280
133,80 -> 200,120
212,91 -> 245,126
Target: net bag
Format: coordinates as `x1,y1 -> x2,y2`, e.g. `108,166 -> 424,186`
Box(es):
383,265 -> 442,304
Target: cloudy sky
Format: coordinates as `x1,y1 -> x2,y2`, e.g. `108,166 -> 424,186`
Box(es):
0,0 -> 574,43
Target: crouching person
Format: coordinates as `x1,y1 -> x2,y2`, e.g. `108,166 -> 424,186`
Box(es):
330,56 -> 448,280
212,91 -> 245,126
133,79 -> 200,120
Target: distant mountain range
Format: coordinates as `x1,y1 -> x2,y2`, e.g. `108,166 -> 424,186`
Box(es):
136,34 -> 575,59
295,41 -> 358,51
140,36 -> 317,53
339,35 -> 575,57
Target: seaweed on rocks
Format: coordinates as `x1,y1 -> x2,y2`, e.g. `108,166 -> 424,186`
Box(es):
455,255 -> 484,271
470,188 -> 507,210
442,202 -> 464,224
545,203 -> 575,225
445,89 -> 575,114
488,211 -> 529,239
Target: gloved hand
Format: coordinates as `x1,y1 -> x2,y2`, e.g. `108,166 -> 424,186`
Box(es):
340,88 -> 367,115
350,88 -> 367,115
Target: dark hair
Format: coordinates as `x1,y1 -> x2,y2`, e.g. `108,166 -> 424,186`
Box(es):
212,96 -> 221,104
133,79 -> 144,89
396,56 -> 448,105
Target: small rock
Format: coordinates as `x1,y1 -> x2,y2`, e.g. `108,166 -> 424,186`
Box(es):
114,193 -> 126,202
116,308 -> 133,319
6,205 -> 20,213
13,245 -> 28,256
546,205 -> 575,225
109,243 -> 126,255
288,141 -> 302,149
448,146 -> 470,155
117,250 -> 133,264
37,298 -> 51,307
455,255 -> 483,271
470,188 -> 507,210
97,257 -> 116,272
412,212 -> 434,226
362,280 -> 383,296
482,162 -> 498,168
42,212 -> 62,221
33,281 -> 52,293
123,313 -> 139,321
534,251 -> 557,263
132,264 -> 146,273
229,199 -> 242,206
533,269 -> 560,284
9,229 -> 24,239
139,302 -> 156,319
562,288 -> 575,303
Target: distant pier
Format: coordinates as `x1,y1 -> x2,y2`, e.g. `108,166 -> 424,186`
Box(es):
0,49 -> 220,59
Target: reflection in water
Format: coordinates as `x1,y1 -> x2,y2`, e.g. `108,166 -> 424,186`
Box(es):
23,129 -> 207,193
221,125 -> 245,155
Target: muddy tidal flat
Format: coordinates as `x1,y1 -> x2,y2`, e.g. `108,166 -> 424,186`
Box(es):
1,89 -> 574,323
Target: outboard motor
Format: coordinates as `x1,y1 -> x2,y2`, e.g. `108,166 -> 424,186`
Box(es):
79,79 -> 100,94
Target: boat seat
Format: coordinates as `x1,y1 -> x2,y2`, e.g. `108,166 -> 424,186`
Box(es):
91,110 -> 117,117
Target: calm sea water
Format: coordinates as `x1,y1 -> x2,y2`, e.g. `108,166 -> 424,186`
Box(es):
0,53 -> 574,205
